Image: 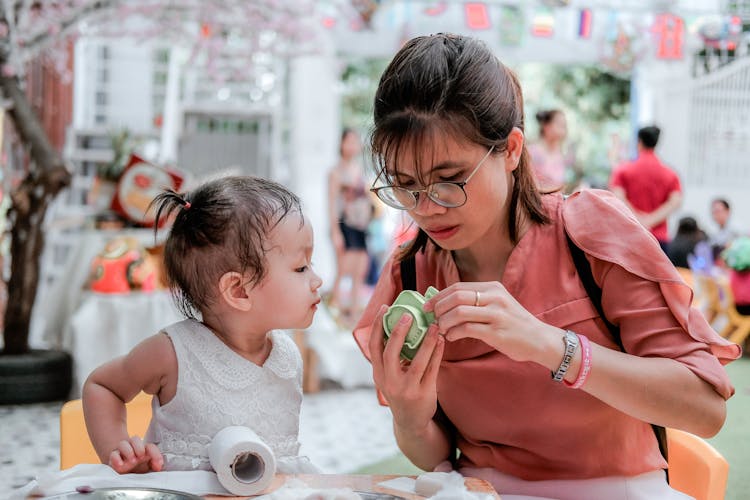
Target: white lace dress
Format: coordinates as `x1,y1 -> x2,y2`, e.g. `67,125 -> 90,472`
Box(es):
144,319 -> 303,471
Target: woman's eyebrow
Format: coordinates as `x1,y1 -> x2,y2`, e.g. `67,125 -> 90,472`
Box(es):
387,160 -> 468,178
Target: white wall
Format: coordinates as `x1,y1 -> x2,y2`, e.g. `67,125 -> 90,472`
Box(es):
74,38 -> 156,133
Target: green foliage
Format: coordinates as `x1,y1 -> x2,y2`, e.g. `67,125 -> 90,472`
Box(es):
97,128 -> 140,182
339,57 -> 389,132
518,63 -> 632,188
723,236 -> 750,272
549,66 -> 630,123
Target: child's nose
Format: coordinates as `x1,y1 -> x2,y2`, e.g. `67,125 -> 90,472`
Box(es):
312,272 -> 323,290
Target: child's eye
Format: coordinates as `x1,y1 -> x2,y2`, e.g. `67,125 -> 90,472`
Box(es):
295,266 -> 308,273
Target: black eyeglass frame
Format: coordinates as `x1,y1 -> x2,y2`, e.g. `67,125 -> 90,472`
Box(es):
370,145 -> 495,210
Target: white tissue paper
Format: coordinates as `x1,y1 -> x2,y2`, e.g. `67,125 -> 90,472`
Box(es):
378,470 -> 494,500
208,425 -> 277,496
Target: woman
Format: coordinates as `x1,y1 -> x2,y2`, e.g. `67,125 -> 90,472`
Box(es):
327,128 -> 372,321
528,109 -> 574,191
354,34 -> 739,499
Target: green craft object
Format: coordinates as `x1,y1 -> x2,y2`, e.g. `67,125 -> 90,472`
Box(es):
383,286 -> 439,360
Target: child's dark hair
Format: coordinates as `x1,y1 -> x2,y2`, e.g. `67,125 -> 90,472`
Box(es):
149,176 -> 302,318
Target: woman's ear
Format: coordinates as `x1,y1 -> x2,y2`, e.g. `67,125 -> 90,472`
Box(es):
504,127 -> 525,172
218,271 -> 253,312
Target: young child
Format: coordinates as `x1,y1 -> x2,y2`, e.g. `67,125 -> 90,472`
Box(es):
82,175 -> 323,474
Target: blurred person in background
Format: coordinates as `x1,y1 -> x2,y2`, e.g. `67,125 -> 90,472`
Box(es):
327,128 -> 373,322
609,126 -> 682,253
709,198 -> 738,261
667,216 -> 707,269
528,109 -> 577,192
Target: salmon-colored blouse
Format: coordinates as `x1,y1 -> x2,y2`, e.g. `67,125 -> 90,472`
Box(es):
353,190 -> 739,481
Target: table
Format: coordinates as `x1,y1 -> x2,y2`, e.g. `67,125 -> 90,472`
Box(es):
205,473 -> 500,499
33,228 -> 182,397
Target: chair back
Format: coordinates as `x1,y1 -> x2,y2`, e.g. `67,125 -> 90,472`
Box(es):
59,392 -> 153,469
667,428 -> 729,500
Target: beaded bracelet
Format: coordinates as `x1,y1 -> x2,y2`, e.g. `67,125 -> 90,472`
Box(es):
565,333 -> 592,389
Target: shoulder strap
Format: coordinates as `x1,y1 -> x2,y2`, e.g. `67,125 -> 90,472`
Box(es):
565,231 -> 669,467
399,253 -> 459,469
565,234 -> 623,350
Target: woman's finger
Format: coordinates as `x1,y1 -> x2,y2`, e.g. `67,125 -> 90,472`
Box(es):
421,333 -> 445,388
405,324 -> 440,383
443,321 -> 490,343
383,312 -> 413,375
368,305 -> 389,383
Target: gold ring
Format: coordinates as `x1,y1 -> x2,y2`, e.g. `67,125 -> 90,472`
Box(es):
474,290 -> 481,307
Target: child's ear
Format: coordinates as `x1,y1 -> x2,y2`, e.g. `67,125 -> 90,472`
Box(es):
218,271 -> 253,311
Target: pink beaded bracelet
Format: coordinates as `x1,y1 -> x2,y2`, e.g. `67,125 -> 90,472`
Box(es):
564,333 -> 591,389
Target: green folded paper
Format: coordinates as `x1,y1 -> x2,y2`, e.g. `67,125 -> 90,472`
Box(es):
383,286 -> 439,360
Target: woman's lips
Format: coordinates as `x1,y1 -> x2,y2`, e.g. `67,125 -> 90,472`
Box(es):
425,225 -> 459,240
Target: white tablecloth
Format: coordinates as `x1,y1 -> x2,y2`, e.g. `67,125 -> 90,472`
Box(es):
68,290 -> 183,397
30,228 -> 182,397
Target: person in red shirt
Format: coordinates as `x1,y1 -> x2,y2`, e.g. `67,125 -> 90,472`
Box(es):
609,126 -> 683,252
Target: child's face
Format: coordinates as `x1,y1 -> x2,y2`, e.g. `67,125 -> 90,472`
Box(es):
251,212 -> 322,329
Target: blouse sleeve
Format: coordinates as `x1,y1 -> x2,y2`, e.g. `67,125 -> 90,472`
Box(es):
563,189 -> 740,399
352,252 -> 402,361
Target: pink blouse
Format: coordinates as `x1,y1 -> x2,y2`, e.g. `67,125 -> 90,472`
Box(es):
354,190 -> 739,481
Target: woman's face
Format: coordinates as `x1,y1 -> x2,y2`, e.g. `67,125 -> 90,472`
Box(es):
341,131 -> 362,158
389,131 -> 521,251
544,112 -> 567,141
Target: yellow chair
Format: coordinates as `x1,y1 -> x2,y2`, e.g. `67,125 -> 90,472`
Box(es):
59,392 -> 153,469
715,277 -> 750,347
667,428 -> 729,500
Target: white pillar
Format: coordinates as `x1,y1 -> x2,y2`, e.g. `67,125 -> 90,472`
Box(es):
288,44 -> 340,287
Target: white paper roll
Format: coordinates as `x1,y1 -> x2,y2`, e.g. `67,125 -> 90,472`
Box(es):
208,426 -> 277,496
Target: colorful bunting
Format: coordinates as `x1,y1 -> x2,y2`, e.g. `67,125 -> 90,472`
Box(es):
465,3 -> 490,30
578,9 -> 592,38
653,13 -> 684,59
531,8 -> 554,37
424,1 -> 447,17
499,5 -> 523,46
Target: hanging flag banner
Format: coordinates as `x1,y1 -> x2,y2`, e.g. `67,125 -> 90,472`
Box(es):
531,7 -> 555,37
465,2 -> 491,30
653,13 -> 684,59
499,5 -> 523,46
578,8 -> 593,38
424,1 -> 447,17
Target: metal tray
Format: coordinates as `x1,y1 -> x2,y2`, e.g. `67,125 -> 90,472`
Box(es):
44,487 -> 203,500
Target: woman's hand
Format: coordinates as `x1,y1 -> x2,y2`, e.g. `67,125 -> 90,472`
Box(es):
368,305 -> 445,435
423,281 -> 558,363
108,435 -> 164,474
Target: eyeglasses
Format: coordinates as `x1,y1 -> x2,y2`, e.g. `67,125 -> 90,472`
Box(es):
371,146 -> 495,210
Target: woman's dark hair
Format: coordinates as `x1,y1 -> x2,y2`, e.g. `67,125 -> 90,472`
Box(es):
370,33 -> 549,259
149,176 -> 302,318
535,109 -> 562,138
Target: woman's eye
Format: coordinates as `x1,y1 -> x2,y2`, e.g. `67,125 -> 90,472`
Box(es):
439,173 -> 462,182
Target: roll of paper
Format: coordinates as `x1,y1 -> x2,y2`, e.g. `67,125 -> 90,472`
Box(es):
208,426 -> 276,496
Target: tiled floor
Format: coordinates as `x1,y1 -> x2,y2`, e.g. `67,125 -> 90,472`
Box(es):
0,388 -> 399,497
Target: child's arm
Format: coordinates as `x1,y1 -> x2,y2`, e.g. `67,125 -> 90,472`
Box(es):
82,332 -> 176,473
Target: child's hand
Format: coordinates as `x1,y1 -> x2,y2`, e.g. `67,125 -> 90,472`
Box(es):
108,435 -> 164,473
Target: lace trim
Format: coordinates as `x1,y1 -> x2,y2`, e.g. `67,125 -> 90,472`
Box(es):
159,431 -> 300,470
167,320 -> 300,390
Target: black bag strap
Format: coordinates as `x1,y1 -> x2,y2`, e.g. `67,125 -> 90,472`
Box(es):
399,255 -> 459,469
565,232 -> 669,468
